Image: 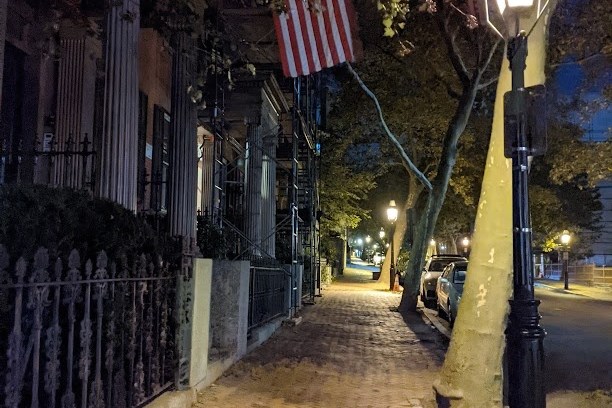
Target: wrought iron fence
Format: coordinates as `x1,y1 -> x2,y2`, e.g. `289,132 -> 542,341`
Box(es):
0,132 -> 96,191
0,245 -> 178,408
248,258 -> 289,332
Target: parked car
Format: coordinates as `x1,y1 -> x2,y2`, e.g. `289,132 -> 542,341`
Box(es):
372,252 -> 385,266
419,254 -> 466,307
436,260 -> 468,326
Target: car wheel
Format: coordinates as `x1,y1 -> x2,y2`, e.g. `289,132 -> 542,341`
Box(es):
437,301 -> 446,318
448,301 -> 455,327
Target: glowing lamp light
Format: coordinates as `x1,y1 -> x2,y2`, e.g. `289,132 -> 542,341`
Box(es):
462,237 -> 470,248
387,200 -> 398,223
560,230 -> 571,246
480,0 -> 549,38
379,228 -> 385,239
495,0 -> 534,14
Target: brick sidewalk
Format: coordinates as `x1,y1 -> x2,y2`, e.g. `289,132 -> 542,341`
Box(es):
195,267 -> 447,408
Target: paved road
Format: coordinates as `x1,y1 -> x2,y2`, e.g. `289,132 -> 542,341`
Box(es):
536,288 -> 612,393
424,287 -> 612,395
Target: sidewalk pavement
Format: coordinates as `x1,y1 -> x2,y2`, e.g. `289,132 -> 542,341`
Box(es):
193,266 -> 611,408
534,279 -> 612,301
194,265 -> 447,408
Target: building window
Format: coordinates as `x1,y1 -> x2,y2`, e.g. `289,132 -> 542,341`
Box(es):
137,91 -> 148,209
0,42 -> 26,184
151,105 -> 170,212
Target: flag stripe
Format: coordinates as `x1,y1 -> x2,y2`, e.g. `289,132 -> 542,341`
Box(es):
333,0 -> 352,61
274,13 -> 292,77
286,5 -> 307,76
273,0 -> 361,77
322,0 -> 341,66
301,6 -> 322,72
295,0 -> 317,74
313,7 -> 334,68
337,0 -> 354,60
287,0 -> 310,75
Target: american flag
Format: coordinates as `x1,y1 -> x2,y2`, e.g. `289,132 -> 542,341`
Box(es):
273,0 -> 362,78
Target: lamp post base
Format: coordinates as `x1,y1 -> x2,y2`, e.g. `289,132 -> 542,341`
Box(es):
507,299 -> 546,408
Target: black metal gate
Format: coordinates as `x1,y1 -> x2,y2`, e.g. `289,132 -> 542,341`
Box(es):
248,259 -> 288,332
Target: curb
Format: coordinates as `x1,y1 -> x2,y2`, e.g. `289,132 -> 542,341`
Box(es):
418,307 -> 451,339
534,282 -> 589,298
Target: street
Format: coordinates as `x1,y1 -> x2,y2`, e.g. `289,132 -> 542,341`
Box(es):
537,288 -> 612,393
423,284 -> 612,403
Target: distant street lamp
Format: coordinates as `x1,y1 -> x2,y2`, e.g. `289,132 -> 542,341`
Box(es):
462,237 -> 470,255
480,1 -> 551,407
560,230 -> 571,290
387,200 -> 399,291
379,227 -> 385,240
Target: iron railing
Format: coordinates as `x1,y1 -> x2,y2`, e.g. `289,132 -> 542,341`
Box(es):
248,258 -> 288,332
0,133 -> 96,191
0,246 -> 178,408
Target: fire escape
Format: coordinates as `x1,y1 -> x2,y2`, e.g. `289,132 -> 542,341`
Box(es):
198,4 -> 324,305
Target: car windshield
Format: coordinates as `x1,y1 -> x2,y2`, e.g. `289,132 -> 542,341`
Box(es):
454,269 -> 467,284
430,261 -> 451,271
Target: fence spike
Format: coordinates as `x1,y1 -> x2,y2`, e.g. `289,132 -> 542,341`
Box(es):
15,257 -> 27,283
97,251 -> 108,270
68,249 -> 81,270
55,257 -> 63,281
85,259 -> 93,278
33,247 -> 50,278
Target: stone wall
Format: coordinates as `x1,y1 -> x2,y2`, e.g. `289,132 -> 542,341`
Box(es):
189,258 -> 213,388
208,260 -> 250,362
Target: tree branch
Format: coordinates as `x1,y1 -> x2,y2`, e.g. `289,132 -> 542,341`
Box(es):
481,37 -> 502,74
477,76 -> 499,90
438,12 -> 470,86
475,37 -> 501,90
347,62 -> 433,192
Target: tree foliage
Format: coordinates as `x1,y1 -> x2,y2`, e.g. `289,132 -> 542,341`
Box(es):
319,130 -> 378,257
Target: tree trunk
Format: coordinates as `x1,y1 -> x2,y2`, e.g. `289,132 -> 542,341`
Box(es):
398,82 -> 480,312
433,6 -> 556,406
377,175 -> 420,288
448,235 -> 458,254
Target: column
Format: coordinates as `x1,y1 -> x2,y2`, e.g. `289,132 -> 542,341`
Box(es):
98,0 -> 140,211
54,28 -> 98,188
245,116 -> 262,256
261,134 -> 277,256
168,31 -> 197,239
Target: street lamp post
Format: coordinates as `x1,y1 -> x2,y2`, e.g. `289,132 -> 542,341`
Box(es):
480,1 -> 550,407
560,230 -> 571,290
387,200 -> 399,291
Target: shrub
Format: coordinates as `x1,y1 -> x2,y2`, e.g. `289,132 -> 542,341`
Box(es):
196,214 -> 228,258
0,184 -> 168,262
